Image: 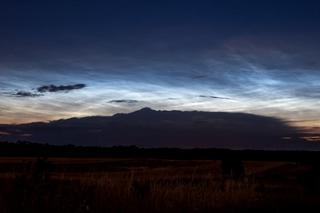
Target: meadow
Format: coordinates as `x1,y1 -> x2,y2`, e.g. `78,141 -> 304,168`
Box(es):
0,157 -> 319,213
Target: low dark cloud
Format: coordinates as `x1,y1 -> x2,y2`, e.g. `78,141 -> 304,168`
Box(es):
1,108 -> 307,149
13,91 -> 42,98
199,95 -> 231,100
109,99 -> 139,104
37,84 -> 86,93
7,83 -> 86,98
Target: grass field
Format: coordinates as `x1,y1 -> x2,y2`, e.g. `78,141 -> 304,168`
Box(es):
0,157 -> 319,213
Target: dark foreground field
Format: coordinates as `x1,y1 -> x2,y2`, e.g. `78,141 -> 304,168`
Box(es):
1,157 -> 320,213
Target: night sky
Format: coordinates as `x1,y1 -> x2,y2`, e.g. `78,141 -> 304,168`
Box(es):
0,0 -> 319,134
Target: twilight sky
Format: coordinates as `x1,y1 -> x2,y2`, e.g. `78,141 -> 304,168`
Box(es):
0,0 -> 319,133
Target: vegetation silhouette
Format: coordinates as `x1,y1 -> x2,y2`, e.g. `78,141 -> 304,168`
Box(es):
0,141 -> 320,212
220,158 -> 245,179
300,160 -> 320,194
1,141 -> 320,162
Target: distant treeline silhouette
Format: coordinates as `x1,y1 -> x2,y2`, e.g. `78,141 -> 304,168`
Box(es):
1,140 -> 320,163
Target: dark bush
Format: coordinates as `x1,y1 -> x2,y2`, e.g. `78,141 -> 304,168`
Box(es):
220,158 -> 245,179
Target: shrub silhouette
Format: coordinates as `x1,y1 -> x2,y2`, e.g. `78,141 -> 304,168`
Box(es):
301,161 -> 320,194
12,157 -> 54,212
15,157 -> 53,184
220,158 -> 245,179
31,157 -> 53,182
131,180 -> 151,199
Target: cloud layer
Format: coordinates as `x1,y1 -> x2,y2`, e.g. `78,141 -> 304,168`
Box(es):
109,99 -> 139,104
199,95 -> 231,100
37,84 -> 86,93
14,91 -> 42,98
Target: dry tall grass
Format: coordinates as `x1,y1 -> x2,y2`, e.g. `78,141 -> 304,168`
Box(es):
0,159 -> 318,213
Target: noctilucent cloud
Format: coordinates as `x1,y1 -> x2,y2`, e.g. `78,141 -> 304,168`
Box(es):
0,0 -> 319,133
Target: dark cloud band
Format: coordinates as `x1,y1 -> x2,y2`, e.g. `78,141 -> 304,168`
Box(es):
37,84 -> 86,93
109,99 -> 139,104
8,83 -> 86,98
13,91 -> 42,98
199,95 -> 231,100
